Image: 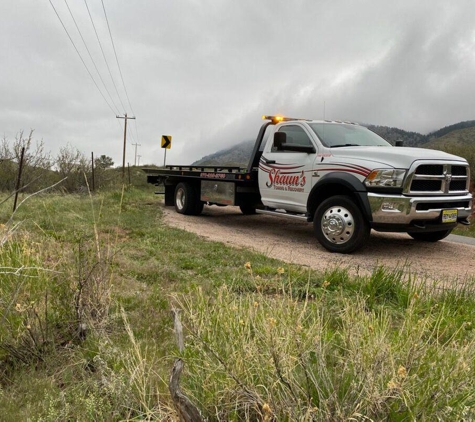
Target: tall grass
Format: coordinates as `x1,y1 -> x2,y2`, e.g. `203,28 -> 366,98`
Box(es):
174,266 -> 475,421
1,188 -> 475,421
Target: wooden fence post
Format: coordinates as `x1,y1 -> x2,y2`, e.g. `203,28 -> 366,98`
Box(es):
13,147 -> 25,212
169,308 -> 204,422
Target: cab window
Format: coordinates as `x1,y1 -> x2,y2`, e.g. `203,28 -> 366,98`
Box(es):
272,125 -> 313,151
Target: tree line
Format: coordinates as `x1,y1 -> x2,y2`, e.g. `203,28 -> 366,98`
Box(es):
0,130 -> 117,194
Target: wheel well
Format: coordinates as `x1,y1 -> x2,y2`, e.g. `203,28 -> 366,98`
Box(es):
307,184 -> 364,220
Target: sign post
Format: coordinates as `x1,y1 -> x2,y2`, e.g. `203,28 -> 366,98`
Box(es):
161,135 -> 172,167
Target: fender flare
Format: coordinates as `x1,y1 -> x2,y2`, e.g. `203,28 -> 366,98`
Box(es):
307,172 -> 372,221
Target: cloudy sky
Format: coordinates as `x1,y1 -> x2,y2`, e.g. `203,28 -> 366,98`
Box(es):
1,0 -> 475,166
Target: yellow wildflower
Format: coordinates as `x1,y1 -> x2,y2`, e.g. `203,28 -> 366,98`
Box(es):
244,262 -> 252,270
322,280 -> 330,288
277,267 -> 285,274
397,365 -> 407,379
262,403 -> 272,422
387,380 -> 398,389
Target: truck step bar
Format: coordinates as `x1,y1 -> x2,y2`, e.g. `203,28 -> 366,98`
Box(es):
256,208 -> 311,222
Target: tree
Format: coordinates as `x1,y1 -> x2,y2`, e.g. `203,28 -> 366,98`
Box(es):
0,130 -> 54,193
94,155 -> 114,169
55,144 -> 90,192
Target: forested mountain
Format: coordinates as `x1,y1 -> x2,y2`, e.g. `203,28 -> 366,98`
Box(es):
366,125 -> 427,146
426,120 -> 475,140
192,120 -> 475,167
424,126 -> 475,149
192,140 -> 254,167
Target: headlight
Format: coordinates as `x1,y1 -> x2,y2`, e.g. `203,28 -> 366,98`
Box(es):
364,169 -> 406,188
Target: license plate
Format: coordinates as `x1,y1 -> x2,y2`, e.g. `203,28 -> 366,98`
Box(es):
442,209 -> 457,223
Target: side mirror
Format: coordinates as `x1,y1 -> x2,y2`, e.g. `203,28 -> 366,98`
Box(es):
395,140 -> 404,147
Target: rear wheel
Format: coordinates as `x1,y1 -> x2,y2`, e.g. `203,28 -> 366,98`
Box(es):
174,183 -> 203,215
407,229 -> 452,242
314,195 -> 370,253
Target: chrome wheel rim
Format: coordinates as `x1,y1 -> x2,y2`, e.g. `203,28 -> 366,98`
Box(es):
176,188 -> 186,210
321,206 -> 354,244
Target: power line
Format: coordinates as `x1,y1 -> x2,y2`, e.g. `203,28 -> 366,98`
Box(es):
100,0 -> 141,146
62,0 -> 121,115
48,0 -> 117,116
132,120 -> 141,145
101,0 -> 136,117
101,0 -> 141,145
83,0 -> 127,114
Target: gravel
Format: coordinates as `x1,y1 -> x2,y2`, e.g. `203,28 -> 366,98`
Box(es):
163,205 -> 475,284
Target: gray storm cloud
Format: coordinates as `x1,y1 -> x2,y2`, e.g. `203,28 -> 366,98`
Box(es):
1,0 -> 474,166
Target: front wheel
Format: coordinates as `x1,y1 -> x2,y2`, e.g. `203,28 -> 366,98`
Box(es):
174,183 -> 203,215
314,195 -> 370,253
407,229 -> 452,242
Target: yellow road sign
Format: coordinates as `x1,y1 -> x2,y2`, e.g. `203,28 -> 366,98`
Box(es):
161,135 -> 172,149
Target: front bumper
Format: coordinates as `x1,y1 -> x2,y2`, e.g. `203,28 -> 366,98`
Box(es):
368,192 -> 472,227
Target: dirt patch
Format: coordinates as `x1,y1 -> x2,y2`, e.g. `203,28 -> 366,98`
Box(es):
163,205 -> 475,285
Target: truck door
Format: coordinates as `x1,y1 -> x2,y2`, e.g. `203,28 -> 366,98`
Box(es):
258,124 -> 317,213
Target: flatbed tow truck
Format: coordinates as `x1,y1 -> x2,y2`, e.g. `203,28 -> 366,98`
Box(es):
143,115 -> 472,253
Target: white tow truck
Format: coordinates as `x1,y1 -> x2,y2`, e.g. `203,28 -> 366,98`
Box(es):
144,115 -> 472,253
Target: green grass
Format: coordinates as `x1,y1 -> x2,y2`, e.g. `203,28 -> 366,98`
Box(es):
1,188 -> 475,420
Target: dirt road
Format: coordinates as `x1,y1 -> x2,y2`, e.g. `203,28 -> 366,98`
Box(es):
163,205 -> 475,283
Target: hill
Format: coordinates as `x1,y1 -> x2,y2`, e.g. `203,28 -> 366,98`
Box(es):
366,125 -> 427,146
192,139 -> 254,167
192,120 -> 475,167
422,126 -> 475,150
427,120 -> 475,140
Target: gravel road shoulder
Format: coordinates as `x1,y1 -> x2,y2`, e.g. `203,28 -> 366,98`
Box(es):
163,204 -> 475,284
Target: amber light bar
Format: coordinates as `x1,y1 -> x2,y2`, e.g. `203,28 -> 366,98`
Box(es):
262,115 -> 309,123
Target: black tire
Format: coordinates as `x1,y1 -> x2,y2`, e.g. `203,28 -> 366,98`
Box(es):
314,195 -> 370,253
407,229 -> 452,242
239,205 -> 256,215
174,183 -> 203,215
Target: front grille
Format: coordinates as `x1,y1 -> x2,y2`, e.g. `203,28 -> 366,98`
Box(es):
411,180 -> 441,192
450,180 -> 467,191
407,162 -> 469,194
416,201 -> 471,211
452,166 -> 467,176
415,165 -> 443,175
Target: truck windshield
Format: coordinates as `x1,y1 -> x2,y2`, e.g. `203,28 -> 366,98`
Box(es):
309,123 -> 391,148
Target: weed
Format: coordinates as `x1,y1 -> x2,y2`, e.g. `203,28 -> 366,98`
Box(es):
1,188 -> 475,420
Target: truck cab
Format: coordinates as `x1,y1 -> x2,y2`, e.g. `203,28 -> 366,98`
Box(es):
257,116 -> 472,252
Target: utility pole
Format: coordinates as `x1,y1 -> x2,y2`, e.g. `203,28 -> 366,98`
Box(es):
116,113 -> 136,181
132,142 -> 141,166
